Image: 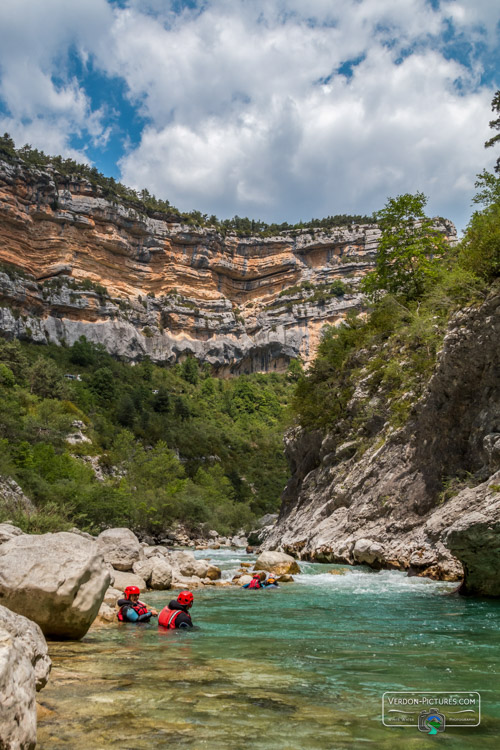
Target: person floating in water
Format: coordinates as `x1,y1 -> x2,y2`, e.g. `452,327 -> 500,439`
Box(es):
263,575 -> 279,588
158,591 -> 194,629
242,573 -> 263,589
117,585 -> 158,623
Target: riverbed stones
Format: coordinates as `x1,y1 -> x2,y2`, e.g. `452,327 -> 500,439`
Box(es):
254,551 -> 300,576
0,532 -> 111,640
0,605 -> 51,750
96,527 -> 143,571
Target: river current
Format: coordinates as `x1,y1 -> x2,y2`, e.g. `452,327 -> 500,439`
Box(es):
38,549 -> 500,749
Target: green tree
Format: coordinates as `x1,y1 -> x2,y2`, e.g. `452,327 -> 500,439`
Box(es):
362,192 -> 448,301
153,386 -> 170,413
90,367 -> 115,404
181,356 -> 199,385
29,358 -> 67,399
485,90 -> 500,174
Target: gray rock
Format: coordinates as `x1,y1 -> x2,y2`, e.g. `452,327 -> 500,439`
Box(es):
0,523 -> 24,544
149,558 -> 173,590
111,570 -> 147,593
96,527 -> 142,571
0,532 -> 111,639
132,559 -> 154,585
0,605 -> 51,750
443,471 -> 500,596
254,551 -> 300,575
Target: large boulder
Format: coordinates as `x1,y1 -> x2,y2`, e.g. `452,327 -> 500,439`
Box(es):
96,528 -> 142,571
0,605 -> 51,750
132,559 -> 154,585
352,538 -> 386,566
0,532 -> 111,640
254,551 -> 300,576
149,558 -> 173,590
170,550 -> 197,577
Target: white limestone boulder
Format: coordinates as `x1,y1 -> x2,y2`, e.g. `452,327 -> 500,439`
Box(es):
0,532 -> 111,640
254,551 -> 300,576
352,538 -> 386,566
111,570 -> 147,593
0,605 -> 51,750
96,527 -> 142,571
149,558 -> 173,590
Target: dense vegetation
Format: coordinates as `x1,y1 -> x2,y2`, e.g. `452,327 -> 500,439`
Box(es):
0,338 -> 295,536
293,166 -> 500,436
0,133 -> 373,235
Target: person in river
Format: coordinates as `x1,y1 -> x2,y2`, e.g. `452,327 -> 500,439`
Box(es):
263,575 -> 279,588
117,585 -> 158,623
242,573 -> 263,589
158,591 -> 194,629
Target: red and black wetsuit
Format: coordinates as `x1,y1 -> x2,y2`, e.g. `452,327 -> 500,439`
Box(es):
117,598 -> 153,623
158,600 -> 193,629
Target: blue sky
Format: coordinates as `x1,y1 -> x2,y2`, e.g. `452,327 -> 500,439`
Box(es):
0,0 -> 499,231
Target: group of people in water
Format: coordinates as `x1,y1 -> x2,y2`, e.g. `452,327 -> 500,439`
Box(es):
117,572 -> 279,628
117,586 -> 194,628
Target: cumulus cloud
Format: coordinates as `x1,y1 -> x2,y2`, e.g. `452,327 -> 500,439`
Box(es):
0,0 -> 112,158
0,0 -> 498,229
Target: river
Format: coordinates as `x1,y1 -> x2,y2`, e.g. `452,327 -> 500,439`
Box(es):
37,549 -> 500,749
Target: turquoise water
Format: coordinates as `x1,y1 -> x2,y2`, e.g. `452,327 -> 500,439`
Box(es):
38,550 -> 500,749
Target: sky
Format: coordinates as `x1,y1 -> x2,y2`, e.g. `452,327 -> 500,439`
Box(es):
0,1 -> 499,232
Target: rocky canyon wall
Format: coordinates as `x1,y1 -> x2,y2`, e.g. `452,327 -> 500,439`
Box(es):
264,294 -> 500,594
0,158 -> 456,372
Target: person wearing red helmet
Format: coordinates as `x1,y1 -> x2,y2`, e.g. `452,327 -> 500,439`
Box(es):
158,590 -> 194,629
241,572 -> 263,589
117,585 -> 158,623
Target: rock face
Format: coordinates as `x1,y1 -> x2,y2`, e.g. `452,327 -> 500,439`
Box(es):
0,532 -> 111,639
441,472 -> 500,596
0,157 -> 456,372
0,476 -> 35,517
0,522 -> 24,544
0,605 -> 51,750
254,551 -> 300,576
96,527 -> 142,571
265,295 -> 500,593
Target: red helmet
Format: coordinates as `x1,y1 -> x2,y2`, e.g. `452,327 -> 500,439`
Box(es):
253,573 -> 261,578
177,590 -> 194,607
124,585 -> 140,598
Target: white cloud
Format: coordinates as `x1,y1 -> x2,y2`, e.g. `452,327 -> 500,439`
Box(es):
0,0 -> 112,158
0,0 -> 498,229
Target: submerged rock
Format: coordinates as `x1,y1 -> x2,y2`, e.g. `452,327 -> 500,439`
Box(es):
0,605 -> 51,750
0,532 -> 110,639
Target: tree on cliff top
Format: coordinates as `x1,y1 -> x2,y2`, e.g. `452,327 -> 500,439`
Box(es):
361,192 -> 448,301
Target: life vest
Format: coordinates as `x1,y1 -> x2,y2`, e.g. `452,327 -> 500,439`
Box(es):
158,606 -> 192,629
117,600 -> 150,622
248,578 -> 261,589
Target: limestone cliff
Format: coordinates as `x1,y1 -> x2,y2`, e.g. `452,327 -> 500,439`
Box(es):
0,157 -> 455,372
264,293 -> 500,591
